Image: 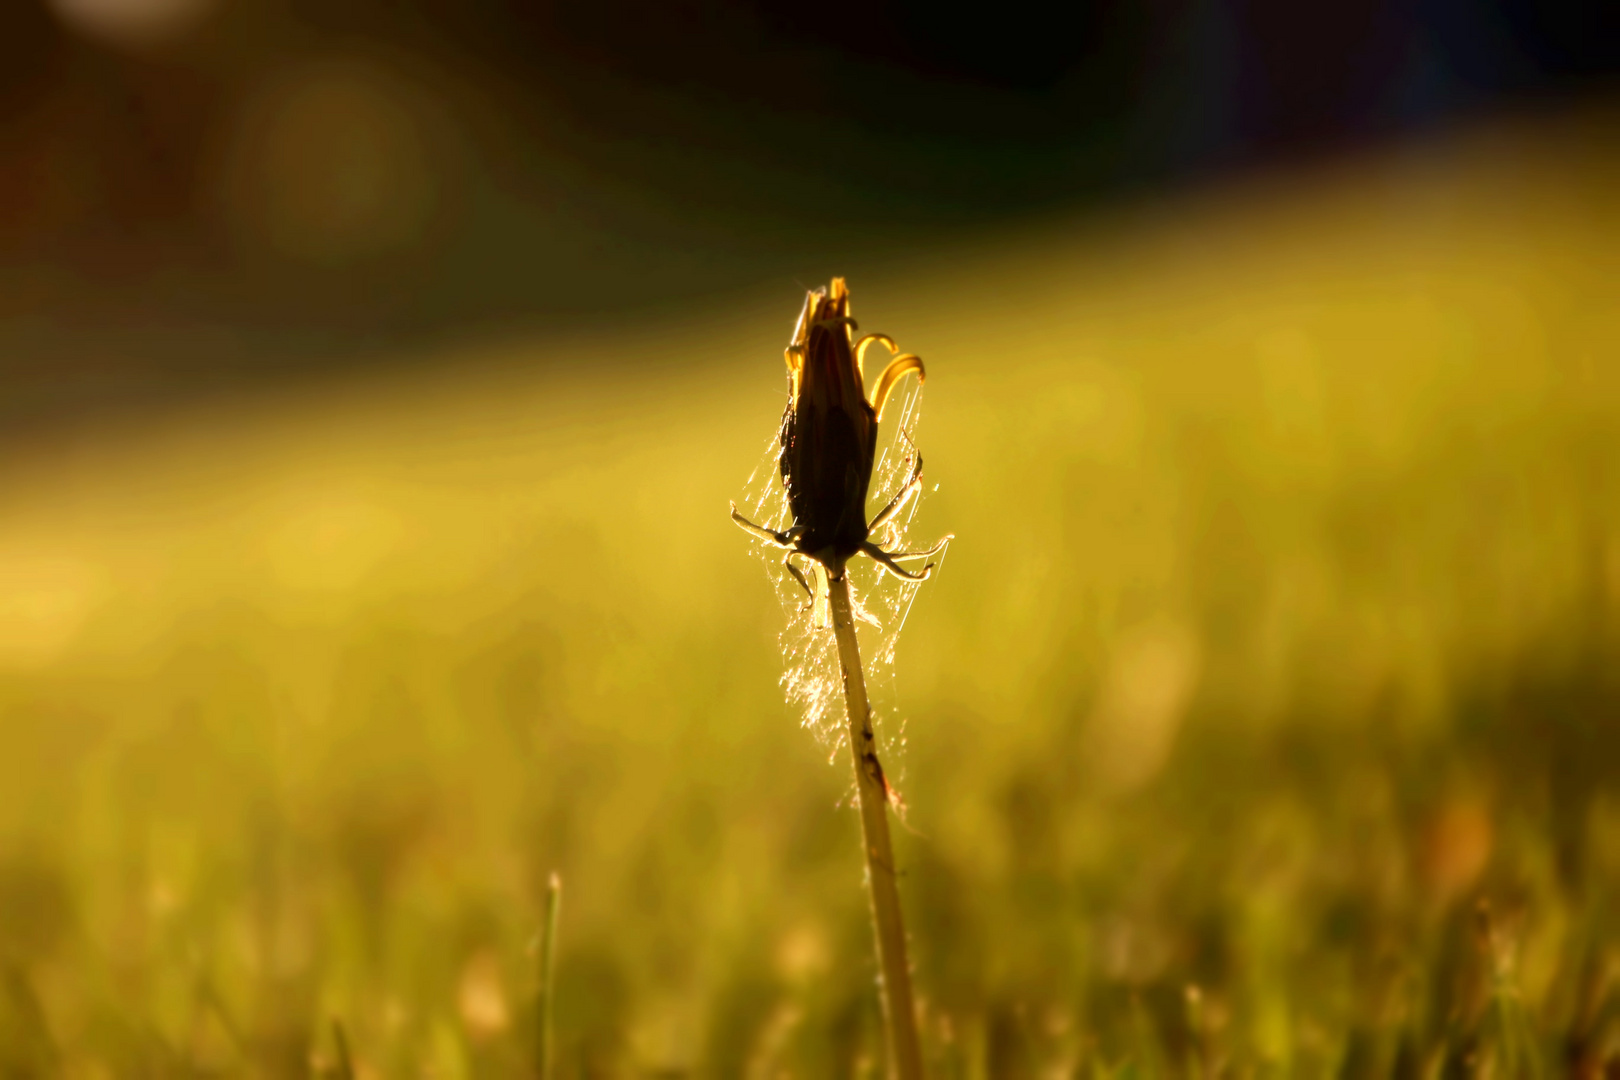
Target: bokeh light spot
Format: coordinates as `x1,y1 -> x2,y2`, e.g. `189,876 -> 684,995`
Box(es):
0,546 -> 103,669
218,58 -> 442,266
48,0 -> 214,48
1082,617 -> 1203,795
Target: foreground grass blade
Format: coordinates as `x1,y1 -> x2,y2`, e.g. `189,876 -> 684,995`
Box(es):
332,1019 -> 355,1080
537,871 -> 562,1080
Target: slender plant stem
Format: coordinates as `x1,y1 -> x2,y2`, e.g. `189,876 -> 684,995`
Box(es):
826,568 -> 925,1080
537,872 -> 562,1080
332,1018 -> 356,1080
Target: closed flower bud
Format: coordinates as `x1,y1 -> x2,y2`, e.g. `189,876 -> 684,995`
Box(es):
732,277 -> 949,586
780,278 -> 877,564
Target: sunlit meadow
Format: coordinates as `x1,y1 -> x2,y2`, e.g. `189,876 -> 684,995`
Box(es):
1,116 -> 1618,1076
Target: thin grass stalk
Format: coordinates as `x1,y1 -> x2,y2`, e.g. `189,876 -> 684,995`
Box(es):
331,1019 -> 356,1080
826,567 -> 925,1080
537,872 -> 562,1080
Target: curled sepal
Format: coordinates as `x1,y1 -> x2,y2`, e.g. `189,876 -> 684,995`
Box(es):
869,354 -> 925,422
854,333 -> 897,379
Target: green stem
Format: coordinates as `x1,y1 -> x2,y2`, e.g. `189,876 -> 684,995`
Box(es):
826,568 -> 925,1080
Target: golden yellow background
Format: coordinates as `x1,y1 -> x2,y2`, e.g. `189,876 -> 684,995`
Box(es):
1,113 -> 1617,1074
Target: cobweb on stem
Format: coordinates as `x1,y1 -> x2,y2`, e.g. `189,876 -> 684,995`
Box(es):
734,377 -> 947,772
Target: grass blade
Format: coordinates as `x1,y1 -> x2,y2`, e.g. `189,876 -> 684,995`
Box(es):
538,871 -> 562,1080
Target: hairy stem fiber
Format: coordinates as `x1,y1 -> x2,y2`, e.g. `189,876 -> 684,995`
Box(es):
826,568 -> 925,1080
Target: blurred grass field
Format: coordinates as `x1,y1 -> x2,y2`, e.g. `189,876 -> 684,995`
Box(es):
1,114 -> 1619,1077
